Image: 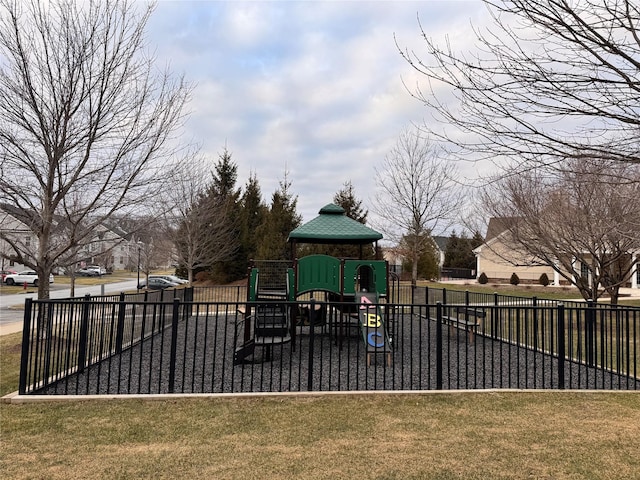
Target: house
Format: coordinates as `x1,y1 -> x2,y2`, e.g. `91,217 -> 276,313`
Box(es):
0,206 -> 33,272
0,204 -> 171,274
382,234 -> 474,280
474,218 -> 639,288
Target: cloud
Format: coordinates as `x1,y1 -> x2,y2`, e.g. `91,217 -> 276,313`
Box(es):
147,0 -> 490,226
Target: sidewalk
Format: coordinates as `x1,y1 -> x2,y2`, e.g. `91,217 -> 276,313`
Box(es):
0,278 -> 139,336
0,321 -> 22,336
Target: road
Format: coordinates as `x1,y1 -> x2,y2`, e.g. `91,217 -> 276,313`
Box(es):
0,279 -> 139,332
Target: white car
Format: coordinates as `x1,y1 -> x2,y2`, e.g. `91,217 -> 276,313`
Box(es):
86,265 -> 106,275
3,270 -> 54,286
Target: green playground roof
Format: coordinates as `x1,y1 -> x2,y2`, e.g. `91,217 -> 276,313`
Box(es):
287,203 -> 383,244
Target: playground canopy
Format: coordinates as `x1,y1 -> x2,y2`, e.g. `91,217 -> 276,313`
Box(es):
288,203 -> 383,258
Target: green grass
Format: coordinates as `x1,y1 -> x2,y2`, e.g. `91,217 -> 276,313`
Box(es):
422,281 -> 586,300
0,332 -> 22,394
2,332 -> 640,479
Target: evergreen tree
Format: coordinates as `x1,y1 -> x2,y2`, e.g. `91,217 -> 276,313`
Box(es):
444,231 -> 461,267
255,174 -> 302,260
334,180 -> 367,223
470,230 -> 484,250
304,181 -> 373,259
444,230 -> 478,270
209,146 -> 241,201
401,234 -> 438,280
239,172 -> 267,264
206,147 -> 243,282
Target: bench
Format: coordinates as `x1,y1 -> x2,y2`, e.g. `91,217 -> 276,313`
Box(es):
440,306 -> 486,343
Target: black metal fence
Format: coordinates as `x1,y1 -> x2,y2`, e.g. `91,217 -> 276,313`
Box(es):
18,287 -> 639,395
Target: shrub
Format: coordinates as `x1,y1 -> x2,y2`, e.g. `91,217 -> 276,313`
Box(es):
539,272 -> 550,287
478,272 -> 489,284
195,270 -> 211,282
510,272 -> 520,286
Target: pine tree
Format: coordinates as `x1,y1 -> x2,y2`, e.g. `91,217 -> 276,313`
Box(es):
206,147 -> 243,282
255,174 -> 302,261
400,234 -> 438,280
239,172 -> 267,264
312,181 -> 372,259
444,230 -> 480,270
334,180 -> 367,223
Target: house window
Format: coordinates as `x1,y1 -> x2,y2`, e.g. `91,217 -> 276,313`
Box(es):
119,256 -> 124,265
580,262 -> 590,280
25,236 -> 31,247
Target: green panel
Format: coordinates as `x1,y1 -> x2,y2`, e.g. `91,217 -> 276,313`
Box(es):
297,255 -> 341,295
343,260 -> 387,295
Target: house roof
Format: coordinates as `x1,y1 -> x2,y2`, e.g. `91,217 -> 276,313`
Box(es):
287,203 -> 383,245
432,235 -> 449,252
485,217 -> 517,242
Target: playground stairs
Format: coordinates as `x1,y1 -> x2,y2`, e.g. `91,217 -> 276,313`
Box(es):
234,290 -> 292,365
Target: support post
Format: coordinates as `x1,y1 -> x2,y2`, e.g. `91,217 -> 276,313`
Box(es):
77,294 -> 91,373
557,303 -> 565,389
436,302 -> 443,390
168,298 -> 181,394
18,298 -> 33,395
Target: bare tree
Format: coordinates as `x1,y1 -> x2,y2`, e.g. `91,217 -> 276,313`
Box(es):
482,159 -> 640,303
162,159 -> 236,284
373,128 -> 463,285
398,0 -> 640,173
0,0 -> 191,298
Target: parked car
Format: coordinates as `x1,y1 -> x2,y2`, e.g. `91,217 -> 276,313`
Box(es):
77,268 -> 101,277
3,270 -> 54,286
138,277 -> 180,290
87,265 -> 106,275
149,274 -> 189,285
1,269 -> 17,281
138,275 -> 188,289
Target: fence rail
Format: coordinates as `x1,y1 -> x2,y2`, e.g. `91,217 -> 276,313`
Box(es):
18,286 -> 639,395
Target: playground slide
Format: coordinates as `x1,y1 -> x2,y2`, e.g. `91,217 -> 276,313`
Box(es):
356,292 -> 392,366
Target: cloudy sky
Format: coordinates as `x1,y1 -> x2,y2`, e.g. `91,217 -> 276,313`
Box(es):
146,0 -> 491,226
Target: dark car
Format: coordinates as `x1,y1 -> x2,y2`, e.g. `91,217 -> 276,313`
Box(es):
139,277 -> 179,290
77,268 -> 100,277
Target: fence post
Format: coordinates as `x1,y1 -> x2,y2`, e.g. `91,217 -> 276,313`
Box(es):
532,297 -> 538,352
115,292 -> 126,354
436,302 -> 443,390
18,298 -> 33,395
586,299 -> 595,367
442,288 -> 447,306
307,298 -> 317,391
77,294 -> 91,374
557,303 -> 565,389
168,298 -> 180,394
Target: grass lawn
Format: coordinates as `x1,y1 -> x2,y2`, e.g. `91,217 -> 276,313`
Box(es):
1,332 -> 640,479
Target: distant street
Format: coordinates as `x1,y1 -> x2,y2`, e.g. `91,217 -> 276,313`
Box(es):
0,279 -> 139,327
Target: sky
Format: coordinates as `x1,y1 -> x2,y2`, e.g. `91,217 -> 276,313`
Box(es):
146,0 -> 492,227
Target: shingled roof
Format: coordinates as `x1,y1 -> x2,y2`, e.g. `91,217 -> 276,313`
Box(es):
287,203 -> 383,245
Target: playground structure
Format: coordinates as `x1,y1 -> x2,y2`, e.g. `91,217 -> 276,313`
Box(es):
233,256 -> 393,365
234,203 -> 394,366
